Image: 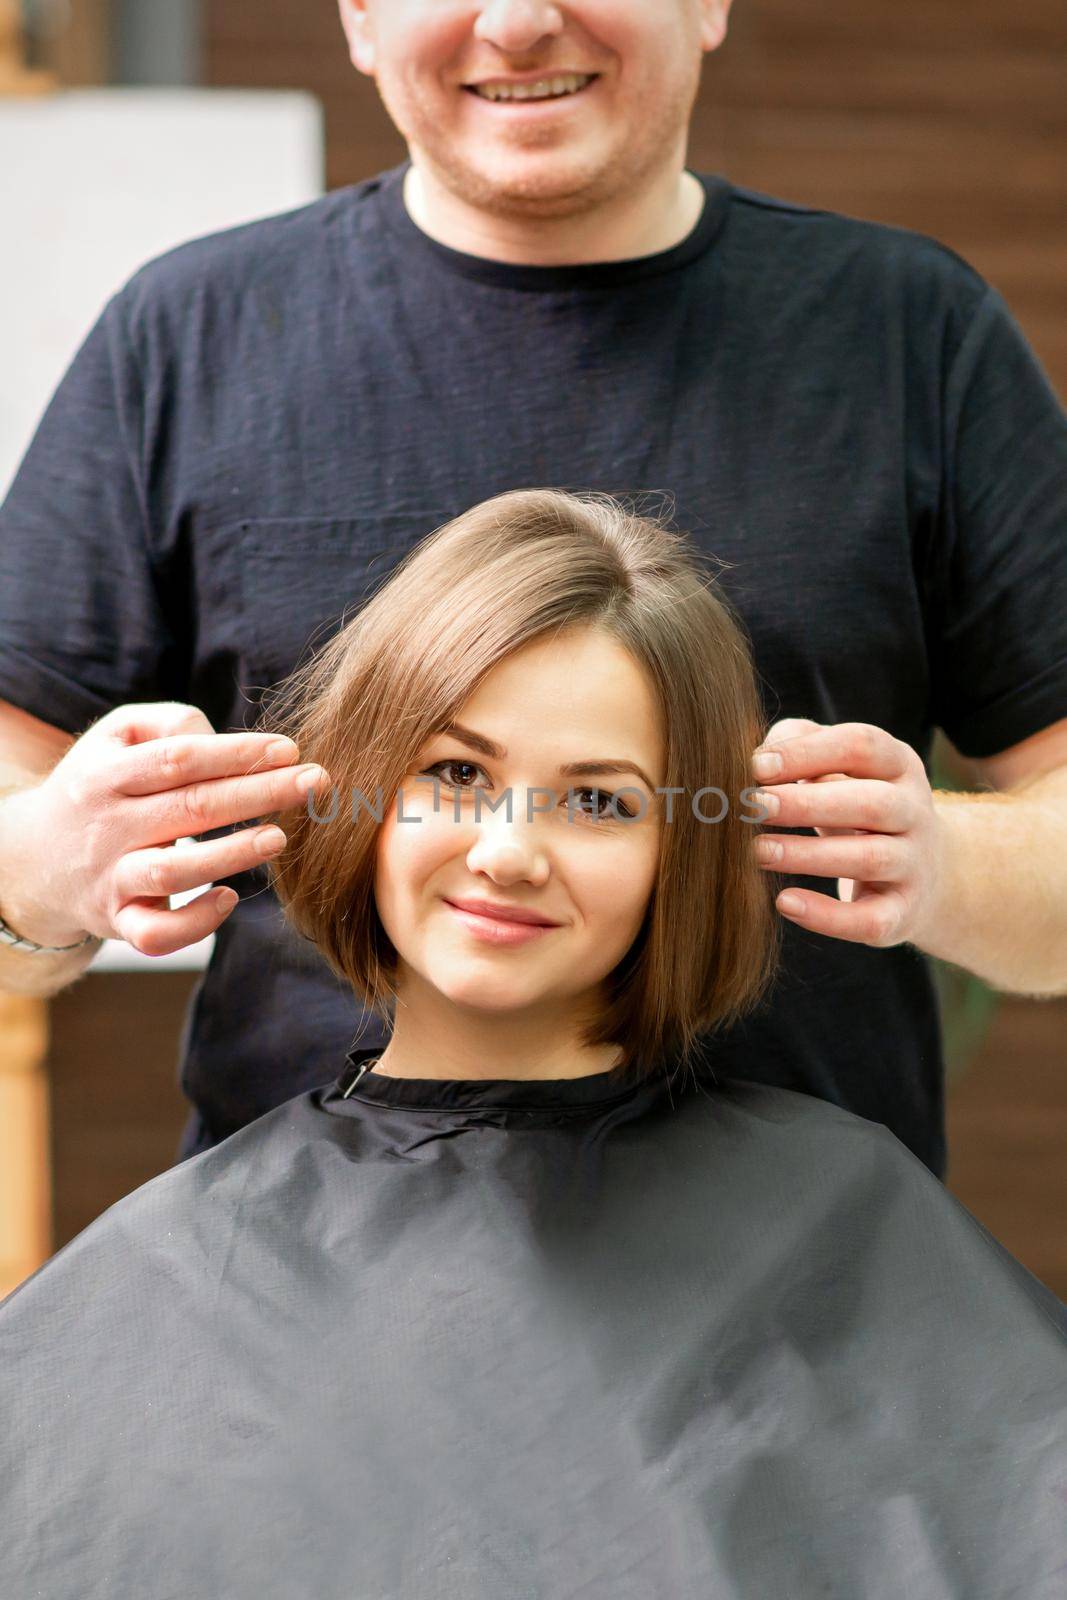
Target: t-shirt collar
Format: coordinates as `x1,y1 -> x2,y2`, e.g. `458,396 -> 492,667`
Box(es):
375,159 -> 731,292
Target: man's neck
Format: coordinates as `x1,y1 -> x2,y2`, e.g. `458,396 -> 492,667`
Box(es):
402,162 -> 706,267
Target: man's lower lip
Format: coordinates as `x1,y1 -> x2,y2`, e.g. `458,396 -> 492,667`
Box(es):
464,79 -> 598,111
444,902 -> 558,943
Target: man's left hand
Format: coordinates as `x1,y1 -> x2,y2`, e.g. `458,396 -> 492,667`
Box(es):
750,718 -> 947,948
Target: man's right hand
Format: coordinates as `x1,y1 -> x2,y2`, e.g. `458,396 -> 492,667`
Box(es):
0,702 -> 330,958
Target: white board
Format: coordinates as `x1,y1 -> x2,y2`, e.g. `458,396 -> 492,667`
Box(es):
1,87 -> 323,497
1,88 -> 325,971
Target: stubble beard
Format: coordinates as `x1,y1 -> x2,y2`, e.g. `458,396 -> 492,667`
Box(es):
378,70 -> 699,224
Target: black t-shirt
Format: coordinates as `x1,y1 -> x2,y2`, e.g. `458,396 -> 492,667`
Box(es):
2,1052 -> 1066,1596
3,160 -> 1067,1178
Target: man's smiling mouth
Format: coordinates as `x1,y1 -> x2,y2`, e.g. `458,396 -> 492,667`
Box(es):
464,73 -> 599,104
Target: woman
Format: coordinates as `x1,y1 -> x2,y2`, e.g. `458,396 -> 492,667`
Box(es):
1,489 -> 1065,1599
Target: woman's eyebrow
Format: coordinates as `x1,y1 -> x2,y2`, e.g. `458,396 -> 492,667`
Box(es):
434,722 -> 656,791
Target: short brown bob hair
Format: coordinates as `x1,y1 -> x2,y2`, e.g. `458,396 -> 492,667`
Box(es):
254,488 -> 783,1083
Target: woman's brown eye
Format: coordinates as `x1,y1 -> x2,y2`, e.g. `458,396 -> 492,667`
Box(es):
574,787 -> 635,820
422,759 -> 484,789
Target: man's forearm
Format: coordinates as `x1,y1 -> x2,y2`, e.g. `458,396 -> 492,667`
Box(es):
909,767 -> 1067,997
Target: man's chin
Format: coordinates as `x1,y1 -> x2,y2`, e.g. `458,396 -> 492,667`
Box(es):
421,143 -> 613,215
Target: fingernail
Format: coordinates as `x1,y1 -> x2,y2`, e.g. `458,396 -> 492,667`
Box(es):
215,889 -> 238,913
267,739 -> 297,762
255,827 -> 286,854
296,767 -> 325,795
753,751 -> 783,778
754,790 -> 780,816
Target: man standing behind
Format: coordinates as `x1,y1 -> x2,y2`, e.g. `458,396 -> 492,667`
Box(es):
2,0 -> 1066,1177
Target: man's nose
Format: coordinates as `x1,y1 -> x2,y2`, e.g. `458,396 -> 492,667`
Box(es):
473,0 -> 565,53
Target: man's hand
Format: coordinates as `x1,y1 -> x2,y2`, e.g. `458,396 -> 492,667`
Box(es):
0,702 -> 331,959
750,717 -> 947,948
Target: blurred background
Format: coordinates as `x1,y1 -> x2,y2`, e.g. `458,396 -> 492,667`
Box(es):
1,1 -> 1065,1301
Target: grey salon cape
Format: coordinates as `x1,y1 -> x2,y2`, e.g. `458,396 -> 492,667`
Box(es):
2,1048 -> 1066,1599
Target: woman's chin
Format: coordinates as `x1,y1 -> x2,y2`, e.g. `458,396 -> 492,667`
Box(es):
430,971 -> 547,1015
446,990 -> 538,1016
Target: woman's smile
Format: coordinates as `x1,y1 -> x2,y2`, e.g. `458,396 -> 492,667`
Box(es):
443,897 -> 561,947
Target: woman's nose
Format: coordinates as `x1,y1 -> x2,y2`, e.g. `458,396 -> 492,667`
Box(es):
463,795 -> 552,883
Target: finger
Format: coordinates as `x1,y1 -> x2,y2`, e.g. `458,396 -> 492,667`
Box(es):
771,883 -> 908,947
113,825 -> 287,906
761,718 -> 822,748
140,762 -> 330,847
112,884 -> 239,959
753,831 -> 905,883
106,732 -> 301,797
802,771 -> 858,839
88,701 -> 217,747
754,722 -> 906,785
752,777 -> 908,832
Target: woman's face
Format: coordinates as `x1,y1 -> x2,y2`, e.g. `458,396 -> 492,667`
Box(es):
374,625 -> 666,1024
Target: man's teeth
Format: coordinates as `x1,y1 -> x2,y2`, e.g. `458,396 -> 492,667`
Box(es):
473,74 -> 593,102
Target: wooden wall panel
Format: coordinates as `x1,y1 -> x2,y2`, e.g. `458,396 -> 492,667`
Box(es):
31,0 -> 112,85
946,995 -> 1067,1302
47,974 -> 195,1251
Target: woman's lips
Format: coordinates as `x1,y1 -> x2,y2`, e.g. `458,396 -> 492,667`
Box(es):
443,900 -> 560,947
